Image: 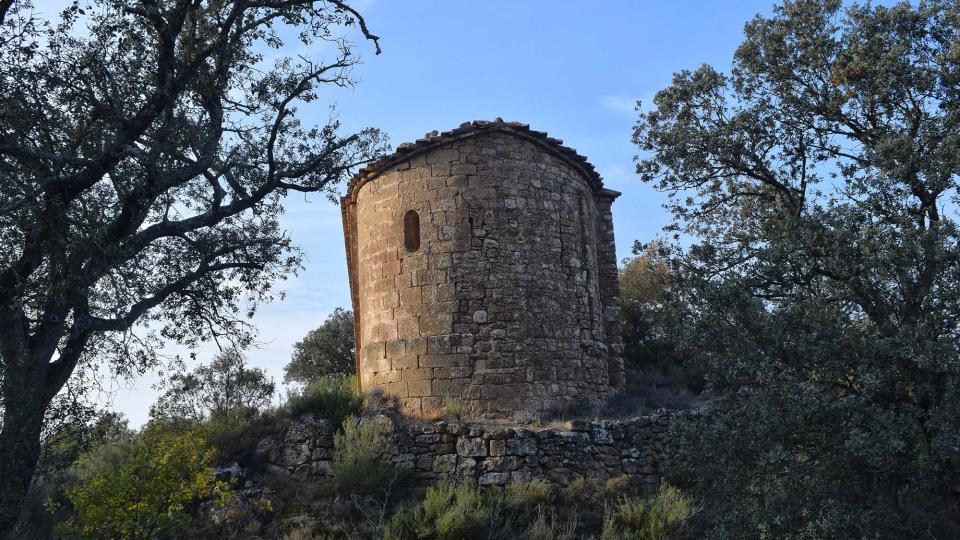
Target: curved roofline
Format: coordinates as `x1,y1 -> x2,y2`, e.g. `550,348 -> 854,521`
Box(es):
342,119 -> 620,204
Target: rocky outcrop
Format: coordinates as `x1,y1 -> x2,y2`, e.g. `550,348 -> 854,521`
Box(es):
254,411 -> 680,490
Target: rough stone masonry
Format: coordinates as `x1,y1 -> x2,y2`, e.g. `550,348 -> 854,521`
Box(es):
342,119 -> 624,419
255,412 -> 680,490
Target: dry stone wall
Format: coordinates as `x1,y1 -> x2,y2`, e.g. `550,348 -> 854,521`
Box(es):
255,412 -> 680,491
342,121 -> 624,419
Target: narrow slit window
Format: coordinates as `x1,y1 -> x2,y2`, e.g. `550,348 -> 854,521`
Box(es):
403,210 -> 420,252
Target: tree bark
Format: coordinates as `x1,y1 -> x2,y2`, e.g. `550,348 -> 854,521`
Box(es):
0,355 -> 53,538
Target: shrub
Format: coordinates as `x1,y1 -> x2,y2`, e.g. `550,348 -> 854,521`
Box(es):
58,425 -> 231,539
523,507 -> 578,540
386,481 -> 493,540
364,386 -> 401,416
332,415 -> 402,495
205,415 -> 250,454
442,400 -> 464,421
601,482 -> 696,540
504,478 -> 552,512
386,479 -> 558,540
284,376 -> 363,424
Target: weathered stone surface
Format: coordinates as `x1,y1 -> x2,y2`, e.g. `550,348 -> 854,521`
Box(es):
342,120 -> 624,419
260,411 -> 683,493
479,472 -> 511,486
456,437 -> 488,457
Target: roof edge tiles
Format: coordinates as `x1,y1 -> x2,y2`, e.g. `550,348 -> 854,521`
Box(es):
342,119 -> 620,203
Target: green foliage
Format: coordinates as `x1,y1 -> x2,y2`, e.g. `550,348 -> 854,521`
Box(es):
386,481 -> 493,540
600,483 -> 697,540
204,414 -> 256,462
284,376 -> 364,424
619,242 -> 687,370
0,0 -> 383,529
151,348 -> 275,423
614,242 -> 702,414
442,400 -> 464,421
58,424 -> 230,539
385,479 -> 559,540
634,0 -> 960,536
504,478 -> 553,512
522,507 -> 579,540
332,415 -> 402,495
285,308 -> 357,384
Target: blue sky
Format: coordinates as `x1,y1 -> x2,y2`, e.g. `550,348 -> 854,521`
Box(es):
33,0 -> 777,425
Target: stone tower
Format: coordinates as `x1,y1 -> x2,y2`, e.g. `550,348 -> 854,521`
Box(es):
341,120 -> 623,419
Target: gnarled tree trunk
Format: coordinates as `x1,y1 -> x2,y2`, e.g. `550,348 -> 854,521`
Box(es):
0,355 -> 52,537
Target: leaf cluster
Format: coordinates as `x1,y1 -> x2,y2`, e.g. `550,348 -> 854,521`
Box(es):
633,0 -> 960,536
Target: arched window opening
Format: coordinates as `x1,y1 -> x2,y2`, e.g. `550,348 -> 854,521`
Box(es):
403,210 -> 420,252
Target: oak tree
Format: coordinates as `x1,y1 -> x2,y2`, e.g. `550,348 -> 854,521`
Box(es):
635,0 -> 960,536
0,0 -> 384,532
150,348 -> 275,422
283,306 -> 355,384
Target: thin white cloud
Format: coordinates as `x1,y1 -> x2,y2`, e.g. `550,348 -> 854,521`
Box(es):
598,163 -> 634,187
598,95 -> 640,118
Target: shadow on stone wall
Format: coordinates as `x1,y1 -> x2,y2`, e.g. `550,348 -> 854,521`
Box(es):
253,410 -> 683,491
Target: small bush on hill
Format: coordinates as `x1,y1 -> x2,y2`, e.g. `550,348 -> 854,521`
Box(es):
332,415 -> 403,495
386,480 -> 493,540
283,376 -> 363,424
504,478 -> 553,512
442,400 -> 464,421
386,479 -> 562,540
600,482 -> 697,540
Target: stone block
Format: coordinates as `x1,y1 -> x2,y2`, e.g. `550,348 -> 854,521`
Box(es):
407,379 -> 432,397
386,339 -> 406,358
456,456 -> 477,475
399,286 -> 422,306
433,367 -> 472,379
592,427 -> 614,445
426,148 -> 460,164
406,336 -> 427,355
482,455 -> 520,472
392,355 -> 419,370
420,315 -> 453,335
402,367 -> 434,381
451,163 -> 477,175
382,259 -> 401,277
427,335 -> 452,355
432,378 -> 469,397
478,472 -> 510,486
397,317 -> 420,337
506,438 -> 537,456
456,437 -> 487,457
433,454 -> 457,473
419,354 -> 469,368
387,381 -> 408,397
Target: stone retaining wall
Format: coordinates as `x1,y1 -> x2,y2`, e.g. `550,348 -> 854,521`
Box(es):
254,411 -> 680,490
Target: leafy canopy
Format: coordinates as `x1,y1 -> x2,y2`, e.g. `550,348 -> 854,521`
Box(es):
59,424 -> 230,539
634,0 -> 960,537
284,307 -> 356,384
150,348 -> 275,423
0,0 -> 383,529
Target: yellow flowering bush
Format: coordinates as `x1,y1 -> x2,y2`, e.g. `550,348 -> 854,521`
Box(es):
59,424 -> 231,539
